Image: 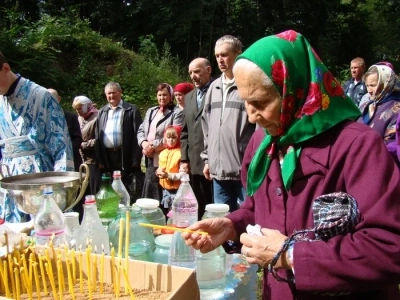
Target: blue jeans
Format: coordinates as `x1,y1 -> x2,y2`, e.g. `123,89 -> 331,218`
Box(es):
213,179 -> 245,212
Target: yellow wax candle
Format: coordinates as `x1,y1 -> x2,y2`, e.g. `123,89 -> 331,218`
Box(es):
32,262 -> 41,300
57,259 -> 63,300
118,218 -> 125,258
45,248 -> 55,291
116,262 -> 120,297
78,249 -> 83,293
125,211 -> 130,266
122,267 -> 135,300
86,247 -> 92,298
0,260 -> 10,297
21,256 -> 31,295
45,263 -> 58,300
8,253 -> 16,299
100,245 -> 105,294
71,248 -> 76,284
66,259 -> 75,300
29,254 -> 34,290
92,247 -> 97,286
57,254 -> 65,291
20,267 -> 33,299
110,247 -> 116,295
4,232 -> 9,256
38,256 -> 48,295
14,268 -> 20,300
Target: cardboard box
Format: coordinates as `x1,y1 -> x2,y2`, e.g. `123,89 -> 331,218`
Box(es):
1,247 -> 200,300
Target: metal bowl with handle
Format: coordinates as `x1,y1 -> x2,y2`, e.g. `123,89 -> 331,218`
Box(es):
0,164 -> 89,215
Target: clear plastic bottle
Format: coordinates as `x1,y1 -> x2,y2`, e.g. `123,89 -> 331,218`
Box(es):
34,186 -> 66,246
168,173 -> 197,269
135,198 -> 165,235
76,195 -> 110,254
196,204 -> 229,293
96,173 -> 121,227
112,170 -> 130,206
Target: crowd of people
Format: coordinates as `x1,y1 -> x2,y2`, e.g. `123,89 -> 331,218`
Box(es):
1,29 -> 400,299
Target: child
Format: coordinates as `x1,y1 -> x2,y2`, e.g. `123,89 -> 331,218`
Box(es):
156,125 -> 183,210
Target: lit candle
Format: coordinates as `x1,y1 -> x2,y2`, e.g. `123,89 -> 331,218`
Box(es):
100,245 -> 105,294
118,218 -> 125,258
33,262 -> 41,300
93,245 -> 97,285
45,262 -> 58,299
71,248 -> 76,284
86,247 -> 92,299
14,267 -> 20,300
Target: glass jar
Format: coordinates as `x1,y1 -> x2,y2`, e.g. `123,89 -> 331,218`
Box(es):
107,206 -> 155,262
135,198 -> 166,236
153,234 -> 173,264
203,204 -> 230,219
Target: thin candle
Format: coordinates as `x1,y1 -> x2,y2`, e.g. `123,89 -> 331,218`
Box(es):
0,260 -> 10,297
71,248 -> 76,284
33,262 -> 41,300
122,267 -> 135,300
45,248 -> 55,292
116,262 -> 120,297
45,262 -> 58,300
58,254 -> 65,291
110,246 -> 116,295
28,253 -> 34,290
125,210 -> 130,265
66,259 -> 75,300
138,223 -> 209,235
93,245 -> 97,285
38,256 -> 48,295
86,247 -> 92,299
21,256 -> 31,295
20,267 -> 33,299
57,259 -> 64,300
100,245 -> 105,294
8,253 -> 16,299
14,267 -> 20,300
118,218 -> 125,258
78,248 -> 83,293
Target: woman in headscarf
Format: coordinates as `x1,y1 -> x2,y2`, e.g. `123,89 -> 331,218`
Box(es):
183,30 -> 400,299
173,82 -> 194,109
357,64 -> 400,143
137,83 -> 184,201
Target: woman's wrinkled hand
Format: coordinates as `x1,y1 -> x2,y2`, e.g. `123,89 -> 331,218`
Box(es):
182,217 -> 237,254
141,141 -> 154,157
240,228 -> 291,269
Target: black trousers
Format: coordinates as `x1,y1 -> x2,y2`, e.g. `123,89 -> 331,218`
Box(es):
191,174 -> 213,220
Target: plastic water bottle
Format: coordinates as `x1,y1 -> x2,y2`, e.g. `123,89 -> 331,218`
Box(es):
168,173 -> 197,268
196,204 -> 229,294
34,187 -> 66,246
96,173 -> 121,227
76,195 -> 110,254
112,170 -> 130,206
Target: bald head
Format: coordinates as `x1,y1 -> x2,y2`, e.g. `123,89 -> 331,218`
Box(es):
47,88 -> 61,102
188,58 -> 211,89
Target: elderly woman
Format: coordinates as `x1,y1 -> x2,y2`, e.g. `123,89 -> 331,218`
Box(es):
137,83 -> 184,201
357,64 -> 400,143
183,30 -> 400,299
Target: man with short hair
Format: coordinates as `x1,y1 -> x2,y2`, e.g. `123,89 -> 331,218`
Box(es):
48,88 -> 82,171
342,57 -> 367,106
0,51 -> 73,222
180,58 -> 214,219
201,35 -> 256,212
95,82 -> 142,200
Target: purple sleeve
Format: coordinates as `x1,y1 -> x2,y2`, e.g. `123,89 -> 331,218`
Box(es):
386,113 -> 400,165
294,129 -> 400,291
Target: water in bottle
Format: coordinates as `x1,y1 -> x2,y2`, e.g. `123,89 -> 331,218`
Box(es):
76,195 -> 110,254
168,173 -> 197,269
112,170 -> 130,206
96,173 -> 121,227
196,204 -> 229,294
34,186 -> 66,246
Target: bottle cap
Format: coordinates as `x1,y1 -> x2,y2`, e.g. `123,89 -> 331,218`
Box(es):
154,234 -> 173,247
135,198 -> 160,209
85,195 -> 96,204
205,204 -> 230,213
181,173 -> 190,182
43,186 -> 53,195
113,170 -> 122,177
102,172 -> 111,180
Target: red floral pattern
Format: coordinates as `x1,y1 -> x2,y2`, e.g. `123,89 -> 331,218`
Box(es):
323,72 -> 343,96
276,30 -> 298,42
300,83 -> 322,116
271,60 -> 286,87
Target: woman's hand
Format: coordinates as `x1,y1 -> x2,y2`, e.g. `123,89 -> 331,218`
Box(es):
141,141 -> 154,157
155,167 -> 167,179
182,217 -> 237,253
240,228 -> 291,269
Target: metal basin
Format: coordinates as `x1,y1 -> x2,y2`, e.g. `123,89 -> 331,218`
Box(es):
0,164 -> 89,215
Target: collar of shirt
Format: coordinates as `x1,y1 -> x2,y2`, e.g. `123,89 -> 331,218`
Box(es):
4,75 -> 22,97
108,99 -> 124,110
222,74 -> 235,91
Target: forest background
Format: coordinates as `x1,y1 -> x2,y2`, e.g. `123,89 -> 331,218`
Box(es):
0,0 -> 398,113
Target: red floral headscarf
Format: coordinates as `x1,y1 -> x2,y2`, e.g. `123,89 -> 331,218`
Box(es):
236,30 -> 361,195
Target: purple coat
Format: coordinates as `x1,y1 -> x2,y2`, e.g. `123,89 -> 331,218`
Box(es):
227,121 -> 400,300
387,113 -> 400,166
